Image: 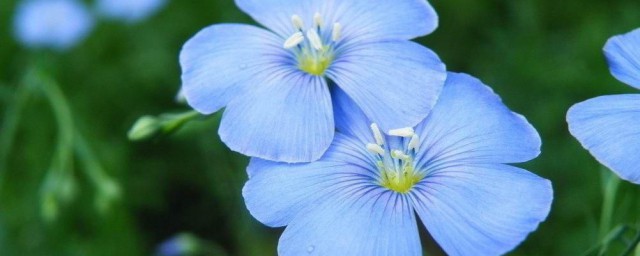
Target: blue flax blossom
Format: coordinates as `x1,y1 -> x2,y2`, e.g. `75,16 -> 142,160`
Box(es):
180,0 -> 447,163
243,73 -> 553,255
96,0 -> 168,23
568,28 -> 640,183
13,0 -> 94,51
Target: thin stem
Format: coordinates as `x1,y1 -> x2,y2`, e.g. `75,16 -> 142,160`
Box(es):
621,230 -> 640,256
599,168 -> 622,254
583,224 -> 629,256
37,70 -> 75,178
74,132 -> 119,198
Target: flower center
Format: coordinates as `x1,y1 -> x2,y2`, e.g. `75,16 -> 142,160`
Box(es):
282,13 -> 341,76
366,124 -> 424,194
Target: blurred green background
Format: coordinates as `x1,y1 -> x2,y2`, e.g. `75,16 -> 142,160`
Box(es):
1,0 -> 640,255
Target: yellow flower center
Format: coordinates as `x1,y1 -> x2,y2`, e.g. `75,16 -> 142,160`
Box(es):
282,13 -> 342,76
366,124 -> 425,194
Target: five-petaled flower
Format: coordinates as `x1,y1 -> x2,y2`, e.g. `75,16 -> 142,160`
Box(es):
568,28 -> 640,184
243,73 -> 553,256
180,0 -> 447,163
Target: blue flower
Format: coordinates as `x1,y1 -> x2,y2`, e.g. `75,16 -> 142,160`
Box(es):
243,73 -> 553,255
180,0 -> 447,163
567,28 -> 640,183
13,0 -> 94,51
96,0 -> 167,23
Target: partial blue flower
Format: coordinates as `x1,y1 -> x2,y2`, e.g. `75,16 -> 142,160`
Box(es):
568,28 -> 640,183
243,73 -> 553,255
180,0 -> 447,163
13,0 -> 94,51
96,0 -> 167,23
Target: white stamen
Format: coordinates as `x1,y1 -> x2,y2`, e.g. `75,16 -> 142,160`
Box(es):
283,32 -> 304,49
408,134 -> 420,151
370,123 -> 385,146
391,150 -> 410,161
366,143 -> 385,155
314,12 -> 323,28
306,29 -> 323,50
291,15 -> 304,30
332,23 -> 342,42
389,127 -> 415,138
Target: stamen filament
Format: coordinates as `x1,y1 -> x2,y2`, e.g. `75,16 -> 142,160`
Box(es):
389,127 -> 415,137
291,15 -> 304,30
332,23 -> 342,42
366,143 -> 385,155
408,134 -> 420,151
306,29 -> 323,50
283,32 -> 305,49
314,12 -> 323,28
370,123 -> 385,146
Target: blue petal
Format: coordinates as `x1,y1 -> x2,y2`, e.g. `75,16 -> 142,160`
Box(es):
326,0 -> 438,42
604,28 -> 640,89
413,73 -> 541,170
180,24 -> 291,115
234,0 -> 321,37
279,190 -> 421,256
13,0 -> 94,50
331,86 -> 375,143
567,94 -> 640,183
410,164 -> 553,256
235,0 -> 437,40
327,41 -> 446,133
243,158 -> 372,227
219,73 -> 334,163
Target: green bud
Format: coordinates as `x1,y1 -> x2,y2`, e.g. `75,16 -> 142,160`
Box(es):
127,115 -> 161,141
128,111 -> 201,141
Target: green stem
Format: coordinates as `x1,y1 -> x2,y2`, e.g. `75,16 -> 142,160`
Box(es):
37,70 -> 75,179
621,230 -> 640,256
599,168 -> 621,254
74,132 -> 120,200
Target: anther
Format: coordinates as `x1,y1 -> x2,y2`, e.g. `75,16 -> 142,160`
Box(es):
306,29 -> 323,50
408,134 -> 420,151
313,12 -> 323,28
283,32 -> 305,49
391,150 -> 411,161
389,127 -> 415,138
291,15 -> 304,30
332,23 -> 342,42
366,143 -> 385,155
370,123 -> 385,146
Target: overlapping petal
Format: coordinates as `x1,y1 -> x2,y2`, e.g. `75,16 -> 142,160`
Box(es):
331,86 -> 375,143
604,28 -> 640,89
567,95 -> 640,183
411,164 -> 552,256
243,158 -> 369,227
279,189 -> 421,256
218,72 -> 333,163
327,41 -> 446,133
180,24 -> 292,114
413,73 -> 541,171
235,0 -> 437,40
